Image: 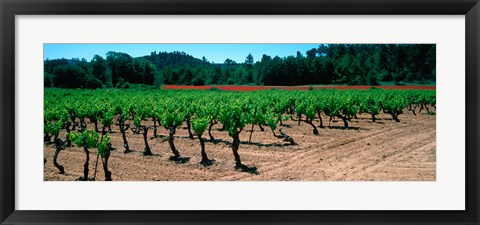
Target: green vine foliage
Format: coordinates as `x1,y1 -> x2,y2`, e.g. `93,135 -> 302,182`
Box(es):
218,100 -> 252,137
45,88 -> 436,139
68,130 -> 99,149
98,133 -> 111,158
191,102 -> 212,136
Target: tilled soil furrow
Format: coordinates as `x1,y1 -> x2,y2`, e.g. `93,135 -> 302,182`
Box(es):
333,130 -> 436,180
44,112 -> 436,181
231,117 -> 434,180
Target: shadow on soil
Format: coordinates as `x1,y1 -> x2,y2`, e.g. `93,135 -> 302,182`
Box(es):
323,126 -> 366,130
169,156 -> 190,164
144,153 -> 162,157
235,163 -> 259,175
150,134 -> 168,141
75,177 -> 95,181
200,159 -> 216,167
203,138 -> 295,148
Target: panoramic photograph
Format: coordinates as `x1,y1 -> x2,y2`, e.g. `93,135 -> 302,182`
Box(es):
43,43 -> 436,181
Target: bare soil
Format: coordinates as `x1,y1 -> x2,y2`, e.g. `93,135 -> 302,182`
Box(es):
44,111 -> 436,181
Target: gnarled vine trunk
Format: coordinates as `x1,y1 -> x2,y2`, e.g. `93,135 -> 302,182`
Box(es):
79,117 -> 87,131
82,136 -> 90,181
198,134 -> 212,166
306,118 -> 319,135
168,126 -> 181,158
153,117 -> 158,137
186,117 -> 194,139
64,122 -> 72,146
385,110 -> 401,122
272,128 -> 295,145
142,126 -> 152,156
336,114 -> 349,128
316,110 -> 324,128
300,118 -> 319,135
208,119 -> 216,141
231,132 -> 242,167
53,139 -> 65,174
102,152 -> 112,181
118,119 -> 130,153
390,112 -> 400,122
70,113 -> 77,130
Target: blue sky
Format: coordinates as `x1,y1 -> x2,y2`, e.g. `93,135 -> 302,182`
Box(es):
44,44 -> 322,63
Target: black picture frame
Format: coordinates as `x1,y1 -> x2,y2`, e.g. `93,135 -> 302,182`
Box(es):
1,0 -> 479,224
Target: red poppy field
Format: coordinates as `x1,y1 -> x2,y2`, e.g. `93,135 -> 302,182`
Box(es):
162,85 -> 436,91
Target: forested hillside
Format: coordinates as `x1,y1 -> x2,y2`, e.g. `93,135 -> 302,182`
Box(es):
44,44 -> 435,88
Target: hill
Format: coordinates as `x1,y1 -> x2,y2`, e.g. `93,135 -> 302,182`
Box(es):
44,44 -> 436,89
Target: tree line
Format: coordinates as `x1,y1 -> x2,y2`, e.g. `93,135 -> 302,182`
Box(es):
44,44 -> 435,88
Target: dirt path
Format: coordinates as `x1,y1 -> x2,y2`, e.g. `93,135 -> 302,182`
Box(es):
44,111 -> 436,181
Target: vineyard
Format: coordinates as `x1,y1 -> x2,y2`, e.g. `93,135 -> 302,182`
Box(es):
44,88 -> 436,181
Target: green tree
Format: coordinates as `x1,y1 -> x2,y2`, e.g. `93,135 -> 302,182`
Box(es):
106,51 -> 136,86
53,64 -> 88,88
91,55 -> 110,86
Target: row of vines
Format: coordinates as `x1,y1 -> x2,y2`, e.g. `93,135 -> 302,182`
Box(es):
44,88 -> 436,180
